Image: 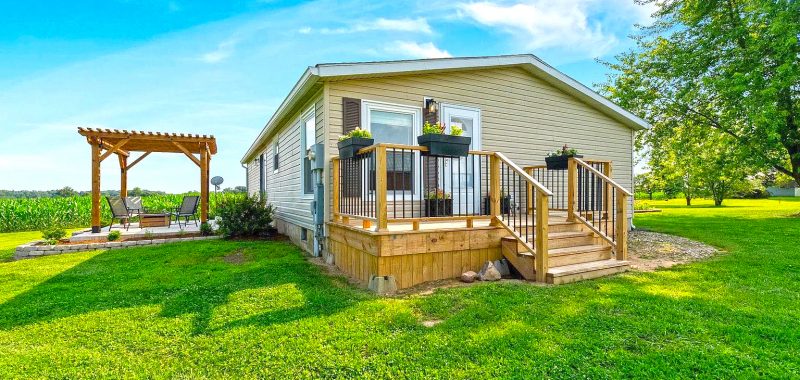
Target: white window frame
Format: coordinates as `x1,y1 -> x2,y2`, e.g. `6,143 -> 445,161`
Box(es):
360,100 -> 422,200
300,107 -> 316,198
272,140 -> 279,174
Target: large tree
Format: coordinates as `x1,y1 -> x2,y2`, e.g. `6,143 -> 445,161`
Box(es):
603,0 -> 800,183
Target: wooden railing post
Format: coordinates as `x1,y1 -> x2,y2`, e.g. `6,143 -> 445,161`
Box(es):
489,154 -> 501,226
535,189 -> 549,283
615,191 -> 629,260
332,158 -> 340,222
567,157 -> 577,221
525,168 -> 534,214
375,146 -> 388,231
603,162 -> 612,220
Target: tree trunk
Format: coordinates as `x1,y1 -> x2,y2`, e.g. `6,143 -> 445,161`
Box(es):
685,196 -> 691,206
648,191 -> 653,200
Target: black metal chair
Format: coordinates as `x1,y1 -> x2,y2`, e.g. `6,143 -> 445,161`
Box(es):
106,196 -> 133,231
171,196 -> 200,228
124,196 -> 144,215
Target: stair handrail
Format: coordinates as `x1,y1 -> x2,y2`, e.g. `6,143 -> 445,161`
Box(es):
493,152 -> 553,282
569,157 -> 631,261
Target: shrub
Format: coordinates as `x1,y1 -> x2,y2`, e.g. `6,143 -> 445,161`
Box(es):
338,127 -> 372,141
42,227 -> 66,245
107,230 -> 121,241
200,223 -> 214,237
215,195 -> 275,238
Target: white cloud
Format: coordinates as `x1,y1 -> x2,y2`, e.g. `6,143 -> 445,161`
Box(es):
298,26 -> 312,34
200,39 -> 238,63
315,17 -> 432,34
459,1 -> 618,57
387,41 -> 452,59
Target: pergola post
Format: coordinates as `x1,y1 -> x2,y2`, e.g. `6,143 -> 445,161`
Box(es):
200,146 -> 209,224
119,155 -> 128,198
91,139 -> 102,233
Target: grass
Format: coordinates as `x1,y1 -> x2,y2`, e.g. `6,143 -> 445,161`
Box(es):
0,198 -> 798,378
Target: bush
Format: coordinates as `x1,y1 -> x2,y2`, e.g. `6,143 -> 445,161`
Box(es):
215,195 -> 275,238
200,223 -> 214,237
107,230 -> 121,241
42,227 -> 66,245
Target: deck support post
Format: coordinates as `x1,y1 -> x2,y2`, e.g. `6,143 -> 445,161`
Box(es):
567,158 -> 577,221
615,192 -> 628,260
375,146 -> 388,231
489,154 -> 501,226
332,158 -> 340,222
91,140 -> 101,233
535,189 -> 549,282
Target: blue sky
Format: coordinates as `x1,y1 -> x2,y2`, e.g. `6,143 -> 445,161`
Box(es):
0,0 -> 654,192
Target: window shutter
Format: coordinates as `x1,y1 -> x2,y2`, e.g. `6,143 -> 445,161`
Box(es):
342,97 -> 361,134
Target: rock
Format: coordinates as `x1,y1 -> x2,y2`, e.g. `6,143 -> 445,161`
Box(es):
368,275 -> 397,294
460,271 -> 478,283
494,259 -> 511,277
479,262 -> 502,281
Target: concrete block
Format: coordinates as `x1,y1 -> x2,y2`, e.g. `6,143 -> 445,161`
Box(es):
368,275 -> 398,295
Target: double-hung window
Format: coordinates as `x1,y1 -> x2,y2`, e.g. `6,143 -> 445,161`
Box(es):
362,101 -> 420,194
301,109 -> 315,195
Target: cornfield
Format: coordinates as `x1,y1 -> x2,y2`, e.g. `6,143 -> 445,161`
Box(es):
0,193 -> 245,233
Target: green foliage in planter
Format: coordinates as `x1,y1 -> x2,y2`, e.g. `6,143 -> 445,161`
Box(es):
338,127 -> 372,141
215,195 -> 275,238
422,121 -> 463,136
107,231 -> 121,242
547,144 -> 579,157
425,188 -> 451,200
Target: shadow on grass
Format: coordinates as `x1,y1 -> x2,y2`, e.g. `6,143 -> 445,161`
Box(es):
0,240 -> 369,334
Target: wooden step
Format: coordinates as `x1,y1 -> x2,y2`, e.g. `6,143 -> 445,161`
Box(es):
501,231 -> 596,251
500,238 -> 535,280
549,244 -> 612,267
546,259 -> 629,285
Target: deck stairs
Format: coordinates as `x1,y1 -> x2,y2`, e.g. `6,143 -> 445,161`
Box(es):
500,214 -> 629,284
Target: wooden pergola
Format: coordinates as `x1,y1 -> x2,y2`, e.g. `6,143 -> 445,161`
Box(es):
78,128 -> 218,233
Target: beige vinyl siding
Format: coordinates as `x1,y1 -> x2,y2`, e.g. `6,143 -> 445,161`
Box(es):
254,90 -> 324,231
326,66 -> 635,217
246,159 -> 260,197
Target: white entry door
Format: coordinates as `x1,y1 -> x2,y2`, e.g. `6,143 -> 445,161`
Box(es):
441,104 -> 481,215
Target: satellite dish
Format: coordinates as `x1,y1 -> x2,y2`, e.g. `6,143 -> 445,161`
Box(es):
210,176 -> 224,186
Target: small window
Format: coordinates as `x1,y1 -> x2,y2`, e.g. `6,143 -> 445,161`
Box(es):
300,228 -> 308,241
272,142 -> 279,171
258,154 -> 265,196
301,111 -> 315,195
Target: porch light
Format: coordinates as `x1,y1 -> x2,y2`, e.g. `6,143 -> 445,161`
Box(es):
424,98 -> 439,114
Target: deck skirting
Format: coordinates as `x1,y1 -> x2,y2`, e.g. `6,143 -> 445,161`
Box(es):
327,223 -> 509,289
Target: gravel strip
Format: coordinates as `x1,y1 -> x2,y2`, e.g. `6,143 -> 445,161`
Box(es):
628,229 -> 720,271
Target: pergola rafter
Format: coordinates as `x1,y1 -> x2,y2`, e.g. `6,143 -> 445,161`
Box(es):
77,127 -> 217,233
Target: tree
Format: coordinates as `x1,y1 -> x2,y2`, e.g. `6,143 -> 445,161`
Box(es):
55,186 -> 77,197
635,172 -> 660,200
603,0 -> 800,184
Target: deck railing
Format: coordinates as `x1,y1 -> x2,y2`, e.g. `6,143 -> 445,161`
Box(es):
332,143 -> 553,281
524,160 -> 610,212
568,158 -> 631,260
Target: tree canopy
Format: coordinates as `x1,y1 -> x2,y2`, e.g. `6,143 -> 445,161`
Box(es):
604,0 -> 800,193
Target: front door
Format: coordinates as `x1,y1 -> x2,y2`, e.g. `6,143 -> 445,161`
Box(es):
441,104 -> 481,215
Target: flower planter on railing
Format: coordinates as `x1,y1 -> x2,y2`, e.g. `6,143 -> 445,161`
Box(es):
423,198 -> 453,217
417,134 -> 471,157
545,154 -> 583,170
337,137 -> 374,159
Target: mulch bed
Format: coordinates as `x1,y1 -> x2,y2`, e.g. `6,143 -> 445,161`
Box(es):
628,229 -> 720,271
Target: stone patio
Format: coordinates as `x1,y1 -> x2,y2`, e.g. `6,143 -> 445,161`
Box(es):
69,220 -> 214,242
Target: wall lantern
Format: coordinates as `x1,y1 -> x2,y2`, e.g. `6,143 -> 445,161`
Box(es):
424,97 -> 439,114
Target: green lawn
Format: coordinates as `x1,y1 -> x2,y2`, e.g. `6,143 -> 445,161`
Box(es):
0,198 -> 798,378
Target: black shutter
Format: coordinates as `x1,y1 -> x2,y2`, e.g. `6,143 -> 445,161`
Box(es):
422,100 -> 440,192
342,97 -> 361,134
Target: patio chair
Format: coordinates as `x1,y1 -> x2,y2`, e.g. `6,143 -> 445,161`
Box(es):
171,196 -> 200,228
124,196 -> 144,215
106,196 -> 132,231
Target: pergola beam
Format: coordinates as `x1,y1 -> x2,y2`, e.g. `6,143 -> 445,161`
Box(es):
126,152 -> 151,170
99,138 -> 130,161
172,141 -> 201,167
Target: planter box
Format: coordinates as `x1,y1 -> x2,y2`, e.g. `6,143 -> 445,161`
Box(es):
482,196 -> 512,215
545,154 -> 583,170
337,138 -> 374,160
417,134 -> 471,157
424,199 -> 453,217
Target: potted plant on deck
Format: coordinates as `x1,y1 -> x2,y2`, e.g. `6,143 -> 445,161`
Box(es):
417,122 -> 471,157
423,188 -> 453,217
545,144 -> 583,170
482,191 -> 512,215
337,128 -> 374,159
